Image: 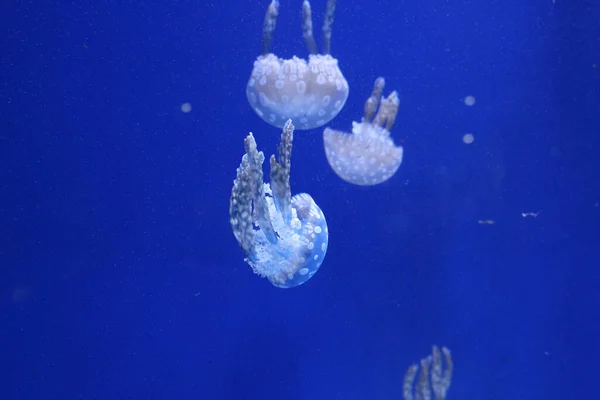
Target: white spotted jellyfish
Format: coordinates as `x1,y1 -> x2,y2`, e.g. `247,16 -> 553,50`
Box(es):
229,120 -> 329,288
246,0 -> 349,130
323,77 -> 404,185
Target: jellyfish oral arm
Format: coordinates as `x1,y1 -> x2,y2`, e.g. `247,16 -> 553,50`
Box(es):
261,0 -> 279,56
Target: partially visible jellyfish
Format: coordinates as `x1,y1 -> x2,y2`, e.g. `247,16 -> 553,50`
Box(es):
246,0 -> 349,130
229,119 -> 329,288
323,77 -> 404,186
403,346 -> 453,400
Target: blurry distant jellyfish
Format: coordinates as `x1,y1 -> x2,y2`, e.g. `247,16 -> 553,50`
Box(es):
323,77 -> 404,186
403,346 -> 453,400
181,103 -> 192,113
464,95 -> 476,106
246,0 -> 349,130
229,119 -> 329,288
462,133 -> 474,144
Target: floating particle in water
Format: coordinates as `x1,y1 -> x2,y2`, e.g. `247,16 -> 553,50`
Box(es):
181,103 -> 192,113
463,133 -> 474,144
464,95 -> 476,106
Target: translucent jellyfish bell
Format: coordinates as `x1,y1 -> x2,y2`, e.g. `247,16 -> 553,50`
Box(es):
323,77 -> 404,186
246,0 -> 349,130
229,120 -> 329,288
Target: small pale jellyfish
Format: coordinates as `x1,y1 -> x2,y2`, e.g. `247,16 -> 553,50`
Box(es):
246,0 -> 349,130
323,77 -> 404,186
229,120 -> 329,288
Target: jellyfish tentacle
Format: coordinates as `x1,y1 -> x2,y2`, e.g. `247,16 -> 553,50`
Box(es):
321,0 -> 337,55
302,1 -> 319,55
261,0 -> 280,55
269,120 -> 294,223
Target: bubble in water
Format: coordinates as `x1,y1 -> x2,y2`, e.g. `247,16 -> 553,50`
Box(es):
463,133 -> 474,144
464,96 -> 476,106
181,103 -> 192,113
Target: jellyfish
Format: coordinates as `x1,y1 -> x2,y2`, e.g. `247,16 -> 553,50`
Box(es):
323,77 -> 404,186
246,0 -> 349,130
402,346 -> 453,400
229,119 -> 329,288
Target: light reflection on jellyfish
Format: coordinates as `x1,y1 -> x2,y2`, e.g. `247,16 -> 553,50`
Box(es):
246,0 -> 349,130
323,77 -> 404,186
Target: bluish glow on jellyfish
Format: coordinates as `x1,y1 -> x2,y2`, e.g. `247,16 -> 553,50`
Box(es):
246,0 -> 349,130
229,120 -> 328,288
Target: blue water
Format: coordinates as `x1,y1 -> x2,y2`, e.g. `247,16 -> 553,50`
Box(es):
2,0 -> 599,399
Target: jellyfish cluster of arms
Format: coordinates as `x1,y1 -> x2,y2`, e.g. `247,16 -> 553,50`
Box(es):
403,346 -> 454,400
230,0 -> 405,289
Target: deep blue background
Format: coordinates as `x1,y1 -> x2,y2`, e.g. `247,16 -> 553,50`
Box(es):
2,0 -> 599,399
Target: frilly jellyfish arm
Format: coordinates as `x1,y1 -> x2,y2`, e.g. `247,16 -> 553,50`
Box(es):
301,1 -> 318,55
230,120 -> 329,288
247,0 -> 349,130
323,77 -> 404,186
229,135 -> 277,258
321,0 -> 336,55
302,0 -> 336,55
269,125 -> 293,223
260,0 -> 279,56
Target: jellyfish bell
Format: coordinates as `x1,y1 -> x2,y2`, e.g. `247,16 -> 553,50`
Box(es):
247,54 -> 348,130
246,0 -> 349,130
323,77 -> 404,186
